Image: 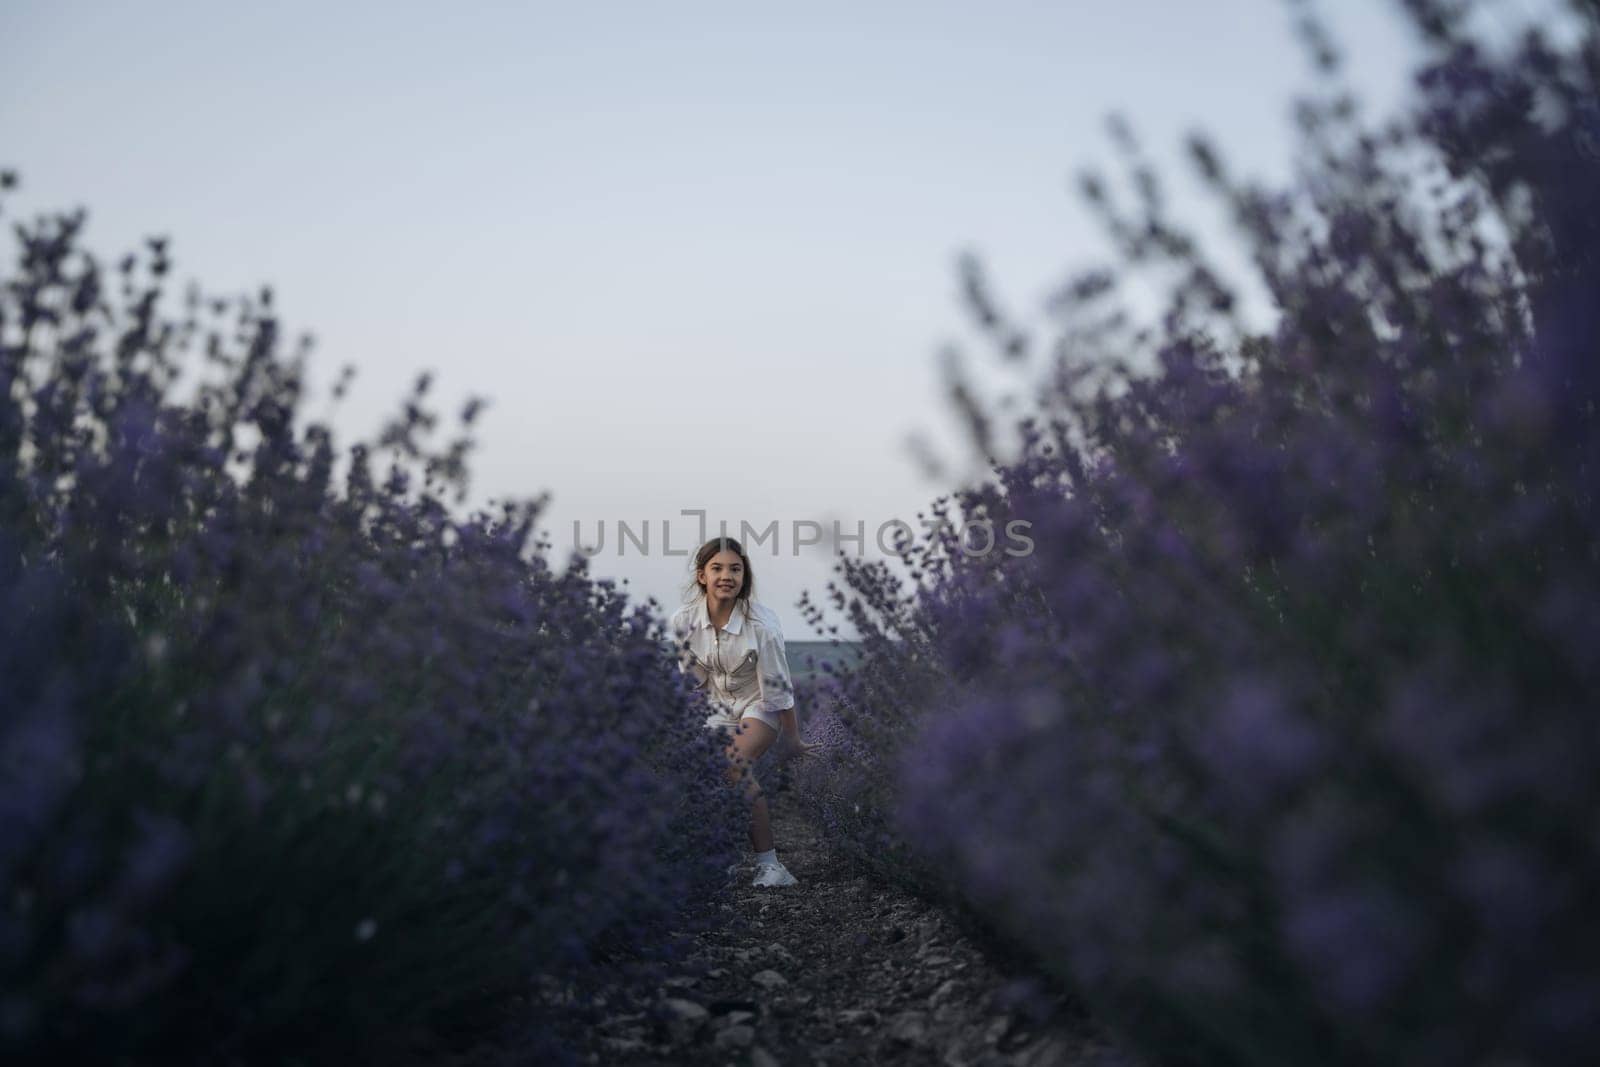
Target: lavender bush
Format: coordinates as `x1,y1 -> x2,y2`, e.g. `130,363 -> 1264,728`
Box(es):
0,179 -> 747,1063
798,2 -> 1600,1063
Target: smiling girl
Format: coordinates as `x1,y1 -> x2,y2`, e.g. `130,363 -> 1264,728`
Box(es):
670,536 -> 819,888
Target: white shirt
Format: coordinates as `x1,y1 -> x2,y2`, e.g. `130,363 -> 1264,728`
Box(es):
668,597 -> 796,724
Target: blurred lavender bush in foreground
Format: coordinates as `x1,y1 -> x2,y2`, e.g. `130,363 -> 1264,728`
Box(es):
799,1 -> 1600,1063
0,176 -> 745,1063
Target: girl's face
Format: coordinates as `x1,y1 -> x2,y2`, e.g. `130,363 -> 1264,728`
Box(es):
699,549 -> 745,601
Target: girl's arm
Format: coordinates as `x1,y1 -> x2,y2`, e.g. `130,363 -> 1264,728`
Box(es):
776,705 -> 820,757
753,608 -> 819,756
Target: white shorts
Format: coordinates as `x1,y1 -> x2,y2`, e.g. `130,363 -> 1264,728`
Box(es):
704,707 -> 781,734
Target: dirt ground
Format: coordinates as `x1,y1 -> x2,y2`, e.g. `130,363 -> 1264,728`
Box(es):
553,799 -> 1129,1066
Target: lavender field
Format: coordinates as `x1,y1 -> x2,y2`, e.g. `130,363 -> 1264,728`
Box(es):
6,1 -> 1600,1064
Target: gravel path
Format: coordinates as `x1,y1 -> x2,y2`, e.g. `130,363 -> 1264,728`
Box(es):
558,798 -> 1124,1066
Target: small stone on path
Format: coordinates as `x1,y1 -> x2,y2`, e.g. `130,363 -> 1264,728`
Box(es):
714,1024 -> 756,1050
888,1009 -> 931,1047
751,968 -> 789,990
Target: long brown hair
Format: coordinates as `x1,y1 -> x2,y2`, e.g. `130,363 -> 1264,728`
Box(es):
685,536 -> 755,623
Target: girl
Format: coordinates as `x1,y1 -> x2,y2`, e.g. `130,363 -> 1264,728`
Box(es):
670,536 -> 820,887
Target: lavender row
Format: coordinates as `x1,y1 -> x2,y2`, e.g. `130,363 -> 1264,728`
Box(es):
0,183 -> 746,1063
794,5 -> 1600,1065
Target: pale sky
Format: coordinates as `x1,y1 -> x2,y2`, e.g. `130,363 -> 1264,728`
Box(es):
3,0 -> 1429,637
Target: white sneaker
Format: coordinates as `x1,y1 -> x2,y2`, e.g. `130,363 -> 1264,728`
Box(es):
751,860 -> 798,888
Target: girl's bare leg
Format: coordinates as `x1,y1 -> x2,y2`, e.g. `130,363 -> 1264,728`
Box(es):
722,717 -> 779,853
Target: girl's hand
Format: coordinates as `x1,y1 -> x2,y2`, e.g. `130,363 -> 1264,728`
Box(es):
775,732 -> 822,761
